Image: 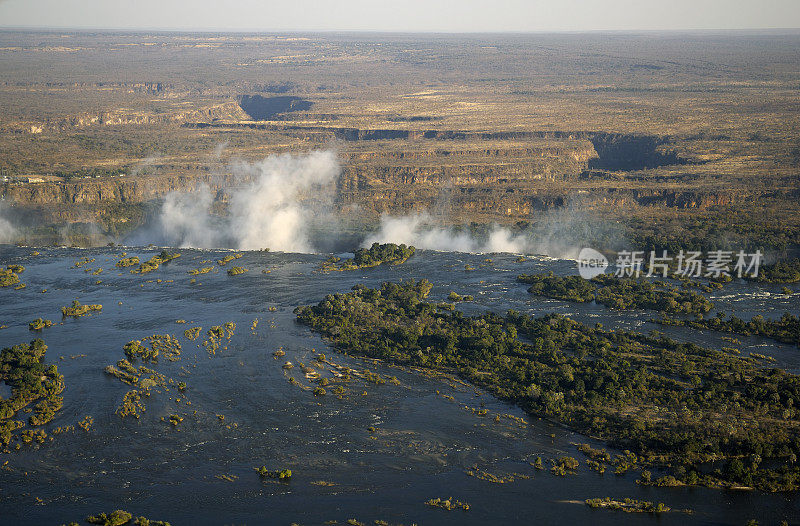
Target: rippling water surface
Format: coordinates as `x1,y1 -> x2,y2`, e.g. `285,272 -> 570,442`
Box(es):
0,246 -> 798,525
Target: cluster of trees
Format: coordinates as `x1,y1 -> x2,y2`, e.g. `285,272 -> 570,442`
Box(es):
131,251 -> 180,274
585,497 -> 669,514
123,340 -> 158,363
115,256 -> 140,269
28,318 -> 53,331
227,266 -> 248,276
61,300 -> 103,317
751,257 -> 800,284
518,272 -> 713,315
217,253 -> 243,266
448,291 -> 474,302
86,510 -> 134,526
85,509 -> 171,526
0,264 -> 24,287
0,339 -> 64,447
115,389 -> 145,418
659,312 -> 800,348
296,280 -> 800,491
425,497 -> 470,511
353,243 -> 415,266
626,213 -> 800,253
322,243 -> 415,271
255,467 -> 292,479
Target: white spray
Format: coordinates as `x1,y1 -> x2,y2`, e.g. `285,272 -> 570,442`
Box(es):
363,213 -> 529,254
159,185 -> 222,248
364,198 -> 621,258
0,203 -> 18,244
151,149 -> 618,257
156,150 -> 340,252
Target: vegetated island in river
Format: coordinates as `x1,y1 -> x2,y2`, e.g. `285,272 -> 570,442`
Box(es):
658,312 -> 800,348
517,272 -> 713,316
518,271 -> 800,347
295,280 -> 800,491
321,243 -> 415,271
584,497 -> 673,514
0,264 -> 25,288
84,509 -> 171,526
1,339 -> 65,448
519,256 -> 800,313
748,257 -> 800,284
130,251 -> 181,275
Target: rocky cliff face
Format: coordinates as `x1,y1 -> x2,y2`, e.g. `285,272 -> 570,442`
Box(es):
3,173 -> 229,205
1,128 -> 728,243
2,101 -> 249,134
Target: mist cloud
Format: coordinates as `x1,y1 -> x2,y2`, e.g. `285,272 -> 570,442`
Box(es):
363,213 -> 523,253
144,149 -> 620,258
154,150 -> 340,252
0,203 -> 18,244
159,184 -> 222,248
364,199 -> 622,258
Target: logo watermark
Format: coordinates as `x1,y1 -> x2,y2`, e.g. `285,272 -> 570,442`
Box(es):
577,247 -> 609,279
577,248 -> 763,279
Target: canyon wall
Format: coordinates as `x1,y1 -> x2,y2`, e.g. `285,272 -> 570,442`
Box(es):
0,129 -> 734,242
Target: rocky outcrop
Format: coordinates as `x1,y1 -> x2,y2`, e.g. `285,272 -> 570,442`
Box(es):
3,173 -> 237,205
4,102 -> 249,133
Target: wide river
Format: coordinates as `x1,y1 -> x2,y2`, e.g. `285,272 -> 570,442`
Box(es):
0,246 -> 798,525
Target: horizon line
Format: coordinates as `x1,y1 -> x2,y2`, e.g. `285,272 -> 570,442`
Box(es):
1,25 -> 800,35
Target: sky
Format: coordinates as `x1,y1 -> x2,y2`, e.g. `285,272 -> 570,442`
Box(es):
0,0 -> 799,32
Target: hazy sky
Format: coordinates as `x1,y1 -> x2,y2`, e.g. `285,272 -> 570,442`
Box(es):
0,0 -> 799,32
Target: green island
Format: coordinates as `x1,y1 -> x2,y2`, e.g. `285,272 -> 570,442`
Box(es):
105,331 -> 185,420
321,242 -> 415,271
550,456 -> 580,476
749,257 -> 800,284
255,467 -> 292,479
0,264 -> 25,287
585,497 -> 671,514
0,339 -> 64,448
448,291 -> 474,302
226,266 -> 248,276
517,272 -> 713,315
658,312 -> 800,348
183,326 -> 202,340
203,323 -> 236,355
130,251 -> 180,274
28,318 -> 53,331
425,497 -> 470,511
166,414 -> 183,426
74,257 -> 95,268
121,335 -> 182,363
61,300 -> 103,317
105,358 -> 173,391
464,465 -> 529,484
576,444 -> 645,476
295,280 -> 800,491
114,389 -> 146,418
81,509 -> 171,526
115,256 -> 140,269
217,253 -> 243,266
